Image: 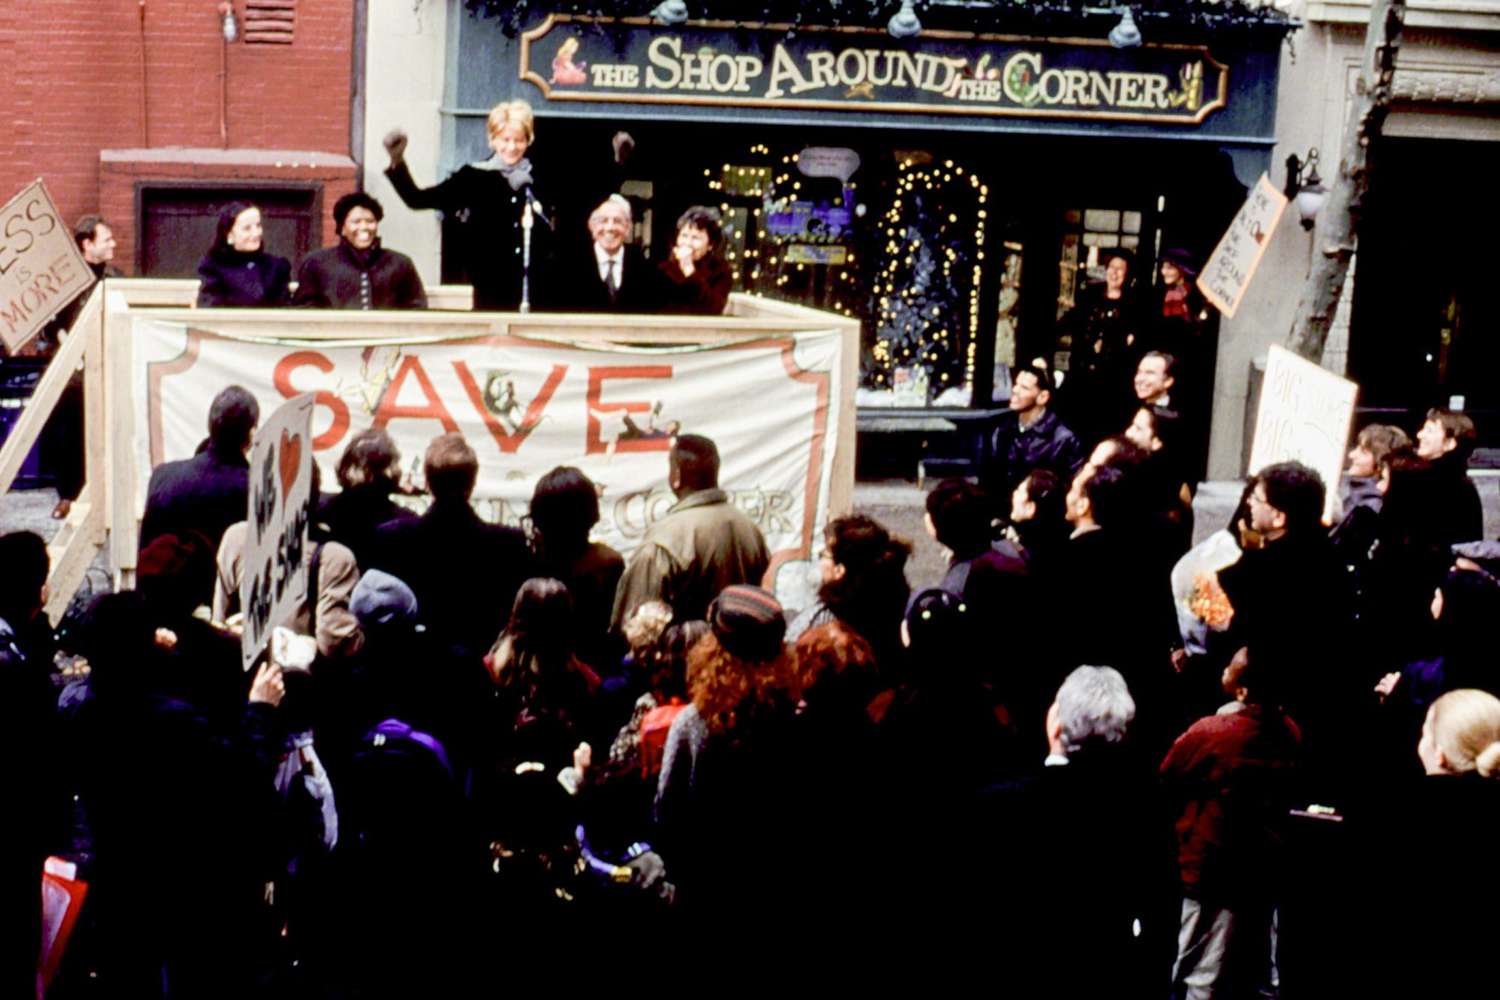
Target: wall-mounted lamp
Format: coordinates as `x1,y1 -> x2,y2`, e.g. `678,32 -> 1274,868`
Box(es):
1108,7 -> 1142,49
651,1 -> 689,26
888,0 -> 922,39
218,2 -> 238,43
1284,148 -> 1327,230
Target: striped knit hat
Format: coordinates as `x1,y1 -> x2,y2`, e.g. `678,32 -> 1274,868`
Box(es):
708,585 -> 786,663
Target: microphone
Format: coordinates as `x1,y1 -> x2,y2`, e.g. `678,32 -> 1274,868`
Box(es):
523,186 -> 551,229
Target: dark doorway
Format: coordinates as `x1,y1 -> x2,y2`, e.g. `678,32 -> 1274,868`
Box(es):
1351,137 -> 1500,439
138,184 -> 321,277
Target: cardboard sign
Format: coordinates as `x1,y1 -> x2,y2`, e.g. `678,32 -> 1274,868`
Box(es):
134,324 -> 843,602
1247,345 -> 1359,523
1196,174 -> 1288,319
0,180 -> 94,353
241,393 -> 315,670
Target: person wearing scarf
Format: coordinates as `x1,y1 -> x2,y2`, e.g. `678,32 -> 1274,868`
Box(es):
291,192 -> 426,310
195,201 -> 292,307
382,99 -> 554,312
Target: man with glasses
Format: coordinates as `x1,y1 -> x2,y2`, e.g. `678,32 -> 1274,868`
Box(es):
1217,463 -> 1353,768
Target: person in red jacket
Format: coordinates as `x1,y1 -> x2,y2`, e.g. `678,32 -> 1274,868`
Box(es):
1161,647 -> 1303,1000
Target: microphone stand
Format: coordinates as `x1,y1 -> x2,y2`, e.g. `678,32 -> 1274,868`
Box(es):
520,199 -> 533,314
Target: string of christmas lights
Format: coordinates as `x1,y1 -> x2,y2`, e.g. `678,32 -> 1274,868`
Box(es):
868,158 -> 986,403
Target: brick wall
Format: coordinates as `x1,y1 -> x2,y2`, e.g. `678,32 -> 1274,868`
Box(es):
0,0 -> 354,271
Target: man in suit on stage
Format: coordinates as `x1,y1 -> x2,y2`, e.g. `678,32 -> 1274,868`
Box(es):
554,195 -> 659,313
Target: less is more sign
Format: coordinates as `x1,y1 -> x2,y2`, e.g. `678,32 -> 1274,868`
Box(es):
0,180 -> 92,353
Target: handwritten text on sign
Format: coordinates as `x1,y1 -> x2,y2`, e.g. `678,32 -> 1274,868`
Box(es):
1247,344 -> 1358,523
241,394 -> 315,670
0,180 -> 93,353
1196,174 -> 1287,320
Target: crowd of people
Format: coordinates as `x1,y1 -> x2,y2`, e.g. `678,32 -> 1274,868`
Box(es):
3,98 -> 1499,1000
5,355 -> 1499,996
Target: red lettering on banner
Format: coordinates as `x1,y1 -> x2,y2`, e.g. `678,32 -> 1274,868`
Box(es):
273,351 -> 351,450
372,355 -> 460,434
585,365 -> 674,455
453,361 -> 567,454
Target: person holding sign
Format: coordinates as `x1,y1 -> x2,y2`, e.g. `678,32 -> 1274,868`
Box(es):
383,100 -> 554,312
44,215 -> 124,520
195,202 -> 292,308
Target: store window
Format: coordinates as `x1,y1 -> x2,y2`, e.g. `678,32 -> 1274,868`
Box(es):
689,142 -> 995,410
861,155 -> 989,408
990,243 -> 1024,403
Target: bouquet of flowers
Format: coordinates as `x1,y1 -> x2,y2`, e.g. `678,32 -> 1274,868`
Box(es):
1188,571 -> 1234,631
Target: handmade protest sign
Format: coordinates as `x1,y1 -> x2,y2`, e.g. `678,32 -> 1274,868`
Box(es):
241,393 -> 315,670
1248,344 -> 1359,523
0,180 -> 93,353
1197,174 -> 1288,319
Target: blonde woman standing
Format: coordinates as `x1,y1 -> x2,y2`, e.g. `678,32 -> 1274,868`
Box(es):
382,100 -> 553,311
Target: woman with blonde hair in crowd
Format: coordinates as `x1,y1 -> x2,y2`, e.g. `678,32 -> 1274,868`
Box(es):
382,99 -> 553,311
1353,687 -> 1500,995
1418,688 -> 1500,778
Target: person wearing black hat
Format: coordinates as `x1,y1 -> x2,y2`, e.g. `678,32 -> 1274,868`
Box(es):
1148,249 -> 1213,480
1150,248 -> 1208,353
654,584 -> 801,924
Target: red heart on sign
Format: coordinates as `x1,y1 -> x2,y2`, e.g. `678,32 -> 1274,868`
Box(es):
278,430 -> 302,501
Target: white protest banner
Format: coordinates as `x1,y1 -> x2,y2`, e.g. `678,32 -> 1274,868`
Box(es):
1196,174 -> 1288,319
241,393 -> 315,670
132,323 -> 842,601
1247,344 -> 1359,523
0,180 -> 94,353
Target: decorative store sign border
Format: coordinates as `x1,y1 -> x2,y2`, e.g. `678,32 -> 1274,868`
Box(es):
519,14 -> 1229,125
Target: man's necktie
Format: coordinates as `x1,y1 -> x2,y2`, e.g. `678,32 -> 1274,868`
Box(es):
605,258 -> 618,303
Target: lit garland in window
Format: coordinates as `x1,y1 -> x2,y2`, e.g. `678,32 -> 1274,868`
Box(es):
868,157 -> 985,402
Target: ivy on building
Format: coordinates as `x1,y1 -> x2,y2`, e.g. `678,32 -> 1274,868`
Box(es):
464,1 -> 1296,45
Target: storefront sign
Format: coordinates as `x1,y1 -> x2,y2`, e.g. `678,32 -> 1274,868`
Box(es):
0,180 -> 93,353
1248,345 -> 1358,523
241,393 -> 315,670
520,15 -> 1228,124
1197,174 -> 1287,319
133,322 -> 842,577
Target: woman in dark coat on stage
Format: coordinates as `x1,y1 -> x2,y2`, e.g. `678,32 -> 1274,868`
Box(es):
195,201 -> 292,307
659,206 -> 732,316
382,100 -> 553,312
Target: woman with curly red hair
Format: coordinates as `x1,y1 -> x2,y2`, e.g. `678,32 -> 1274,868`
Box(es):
654,585 -> 801,922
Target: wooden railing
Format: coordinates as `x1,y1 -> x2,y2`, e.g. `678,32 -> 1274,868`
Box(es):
4,280 -> 858,616
0,285 -> 108,623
